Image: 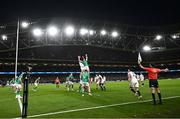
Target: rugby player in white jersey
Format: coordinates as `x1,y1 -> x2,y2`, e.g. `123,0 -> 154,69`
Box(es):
32,77 -> 40,91
128,69 -> 142,99
99,75 -> 106,91
66,73 -> 74,91
94,74 -> 101,89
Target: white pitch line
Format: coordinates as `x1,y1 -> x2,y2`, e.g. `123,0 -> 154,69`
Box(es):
26,95 -> 180,118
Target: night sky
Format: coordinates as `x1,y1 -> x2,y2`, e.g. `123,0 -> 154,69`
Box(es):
0,0 -> 180,26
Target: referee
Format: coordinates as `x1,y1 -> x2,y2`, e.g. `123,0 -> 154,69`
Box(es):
139,63 -> 168,105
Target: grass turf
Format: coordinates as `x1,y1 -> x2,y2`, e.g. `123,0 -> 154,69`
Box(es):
0,79 -> 180,118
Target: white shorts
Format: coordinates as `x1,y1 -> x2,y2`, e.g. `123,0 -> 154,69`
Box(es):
10,84 -> 15,87
67,81 -> 73,85
15,84 -> 22,89
96,81 -> 100,85
140,78 -> 144,82
130,81 -> 139,88
34,83 -> 38,87
82,82 -> 89,87
81,66 -> 89,71
80,80 -> 83,85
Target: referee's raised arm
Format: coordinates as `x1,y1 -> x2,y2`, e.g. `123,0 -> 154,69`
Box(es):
139,63 -> 144,69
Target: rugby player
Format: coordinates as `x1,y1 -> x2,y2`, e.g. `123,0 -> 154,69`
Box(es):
80,70 -> 92,96
66,73 -> 74,91
128,69 -> 142,99
55,77 -> 60,88
32,77 -> 40,91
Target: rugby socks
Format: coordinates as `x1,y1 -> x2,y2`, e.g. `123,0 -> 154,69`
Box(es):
131,88 -> 136,93
15,90 -> 21,98
100,84 -> 103,91
158,93 -> 162,104
137,90 -> 141,96
152,93 -> 156,104
79,86 -> 82,93
103,86 -> 106,91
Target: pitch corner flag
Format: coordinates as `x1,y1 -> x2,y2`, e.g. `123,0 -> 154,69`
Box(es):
138,52 -> 142,64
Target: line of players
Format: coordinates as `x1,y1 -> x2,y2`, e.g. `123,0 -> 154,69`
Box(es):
7,54 -> 145,99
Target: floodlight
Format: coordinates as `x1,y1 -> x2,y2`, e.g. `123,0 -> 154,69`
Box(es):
111,31 -> 118,37
47,26 -> 58,36
155,35 -> 162,40
21,21 -> 29,28
33,28 -> 43,37
2,35 -> 7,40
100,30 -> 107,35
80,28 -> 88,35
172,35 -> 177,39
89,30 -> 94,35
65,26 -> 75,36
143,45 -> 151,51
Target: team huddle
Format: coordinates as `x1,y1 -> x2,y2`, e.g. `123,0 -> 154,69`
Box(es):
7,53 -> 169,105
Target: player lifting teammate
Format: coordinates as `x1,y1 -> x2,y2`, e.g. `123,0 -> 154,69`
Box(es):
80,70 -> 92,96
15,72 -> 25,98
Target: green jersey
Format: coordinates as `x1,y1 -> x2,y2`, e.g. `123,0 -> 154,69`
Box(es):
10,79 -> 15,84
15,78 -> 21,84
81,60 -> 89,66
81,72 -> 90,83
15,73 -> 24,84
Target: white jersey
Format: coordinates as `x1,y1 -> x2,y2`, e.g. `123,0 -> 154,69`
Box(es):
140,74 -> 144,81
101,76 -> 106,84
128,71 -> 139,87
66,81 -> 73,85
128,72 -> 138,82
94,76 -> 100,83
136,74 -> 140,81
98,75 -> 103,80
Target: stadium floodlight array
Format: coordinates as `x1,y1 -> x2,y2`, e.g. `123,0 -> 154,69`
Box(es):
21,21 -> 30,28
100,30 -> 107,36
111,31 -> 119,38
143,45 -> 151,51
2,20 -> 180,52
1,35 -> 7,40
33,28 -> 43,37
64,26 -> 75,36
80,28 -> 89,36
89,30 -> 95,35
171,34 -> 179,39
47,26 -> 59,36
155,35 -> 162,40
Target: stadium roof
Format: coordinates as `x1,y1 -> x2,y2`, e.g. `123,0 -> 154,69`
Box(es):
0,0 -> 180,26
0,1 -> 180,63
